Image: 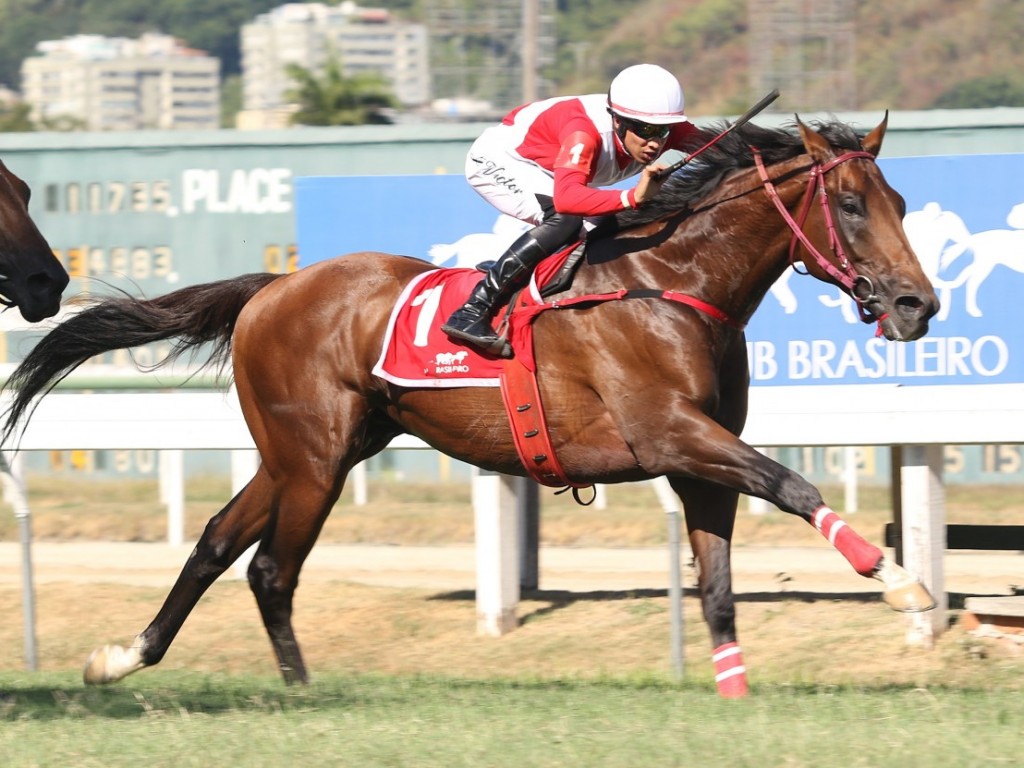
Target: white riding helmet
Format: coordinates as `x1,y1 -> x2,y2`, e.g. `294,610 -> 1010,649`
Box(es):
607,64 -> 687,125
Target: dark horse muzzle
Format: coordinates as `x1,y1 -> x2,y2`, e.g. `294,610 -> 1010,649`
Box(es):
0,262 -> 69,321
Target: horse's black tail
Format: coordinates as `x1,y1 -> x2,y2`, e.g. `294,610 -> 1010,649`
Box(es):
1,272 -> 283,445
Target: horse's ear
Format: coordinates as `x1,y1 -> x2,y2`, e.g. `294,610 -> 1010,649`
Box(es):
0,160 -> 30,206
796,116 -> 833,164
862,110 -> 889,157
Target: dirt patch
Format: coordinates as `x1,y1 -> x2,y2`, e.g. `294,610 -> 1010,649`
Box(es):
2,577 -> 1021,690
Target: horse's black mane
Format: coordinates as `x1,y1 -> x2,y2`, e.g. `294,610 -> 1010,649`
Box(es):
614,118 -> 867,230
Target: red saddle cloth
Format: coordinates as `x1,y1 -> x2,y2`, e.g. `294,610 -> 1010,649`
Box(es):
372,248 -> 583,488
373,268 -> 506,387
372,249 -> 573,387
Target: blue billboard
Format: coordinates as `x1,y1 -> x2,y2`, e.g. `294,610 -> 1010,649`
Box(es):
295,175 -> 523,268
296,153 -> 1024,387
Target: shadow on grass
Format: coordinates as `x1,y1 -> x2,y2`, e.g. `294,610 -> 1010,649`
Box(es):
1,674 -> 709,722
0,676 -> 367,721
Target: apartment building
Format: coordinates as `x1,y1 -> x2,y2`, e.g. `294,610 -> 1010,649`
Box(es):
21,33 -> 220,131
239,2 -> 429,128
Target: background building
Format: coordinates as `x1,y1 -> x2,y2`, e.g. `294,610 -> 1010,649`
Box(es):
20,33 -> 220,131
425,0 -> 556,117
747,0 -> 857,113
239,2 -> 430,129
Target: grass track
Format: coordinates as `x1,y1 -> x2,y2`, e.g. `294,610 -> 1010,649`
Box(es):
1,672 -> 1020,768
2,479 -> 1022,765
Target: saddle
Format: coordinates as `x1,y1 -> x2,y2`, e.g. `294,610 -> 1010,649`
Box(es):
540,241 -> 588,297
475,240 -> 587,299
372,240 -> 592,492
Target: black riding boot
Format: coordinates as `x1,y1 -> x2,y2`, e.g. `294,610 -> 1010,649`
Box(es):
441,233 -> 550,357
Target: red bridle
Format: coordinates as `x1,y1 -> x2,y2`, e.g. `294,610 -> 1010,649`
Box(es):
753,147 -> 885,327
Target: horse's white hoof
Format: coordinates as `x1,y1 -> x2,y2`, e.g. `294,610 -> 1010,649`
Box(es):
883,581 -> 935,613
874,558 -> 935,613
83,643 -> 145,685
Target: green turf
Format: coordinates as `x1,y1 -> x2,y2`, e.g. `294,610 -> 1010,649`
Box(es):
0,671 -> 1018,768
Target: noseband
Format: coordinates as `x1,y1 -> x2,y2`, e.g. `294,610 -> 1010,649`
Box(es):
753,147 -> 883,326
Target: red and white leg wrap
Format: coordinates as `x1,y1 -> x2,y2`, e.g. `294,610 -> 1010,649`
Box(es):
712,642 -> 749,698
811,505 -> 882,576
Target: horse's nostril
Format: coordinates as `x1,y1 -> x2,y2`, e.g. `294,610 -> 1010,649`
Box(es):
895,296 -> 922,314
28,271 -> 63,296
895,294 -> 939,323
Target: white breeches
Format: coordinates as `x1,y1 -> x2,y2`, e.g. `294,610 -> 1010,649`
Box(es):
465,126 -> 601,235
465,126 -> 553,226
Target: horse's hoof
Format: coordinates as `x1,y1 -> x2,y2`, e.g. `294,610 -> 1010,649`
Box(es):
874,558 -> 935,613
83,646 -> 115,685
883,581 -> 935,613
83,643 -> 145,685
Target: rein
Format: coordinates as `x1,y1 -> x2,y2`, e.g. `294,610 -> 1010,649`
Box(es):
752,147 -> 887,329
516,288 -> 745,332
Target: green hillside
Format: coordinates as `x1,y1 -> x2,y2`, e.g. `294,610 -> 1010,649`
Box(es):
1,0 -> 1021,117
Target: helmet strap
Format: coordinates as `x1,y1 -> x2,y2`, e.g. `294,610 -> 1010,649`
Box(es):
606,105 -> 629,143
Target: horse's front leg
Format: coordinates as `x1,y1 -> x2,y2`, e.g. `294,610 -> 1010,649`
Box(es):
637,417 -> 934,612
672,476 -> 749,698
83,467 -> 273,685
746,430 -> 929,610
753,458 -> 934,613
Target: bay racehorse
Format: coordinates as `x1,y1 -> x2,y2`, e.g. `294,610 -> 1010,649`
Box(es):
0,158 -> 68,321
1,117 -> 939,697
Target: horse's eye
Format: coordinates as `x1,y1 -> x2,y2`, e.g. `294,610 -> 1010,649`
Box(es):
839,195 -> 862,217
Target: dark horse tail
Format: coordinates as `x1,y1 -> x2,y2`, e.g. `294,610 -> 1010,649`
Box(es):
1,272 -> 283,445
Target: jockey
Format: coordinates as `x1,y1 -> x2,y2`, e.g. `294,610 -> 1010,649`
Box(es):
441,63 -> 698,357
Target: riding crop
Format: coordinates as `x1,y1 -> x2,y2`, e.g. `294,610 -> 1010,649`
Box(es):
654,88 -> 781,181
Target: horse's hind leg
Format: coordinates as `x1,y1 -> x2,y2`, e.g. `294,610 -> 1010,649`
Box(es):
673,477 -> 749,698
83,466 -> 274,685
240,395 -> 376,685
245,468 -> 345,685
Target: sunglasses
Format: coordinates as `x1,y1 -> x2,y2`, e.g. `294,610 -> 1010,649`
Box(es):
619,117 -> 672,141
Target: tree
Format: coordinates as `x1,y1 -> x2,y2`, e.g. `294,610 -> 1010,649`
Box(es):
0,102 -> 85,132
285,53 -> 397,127
37,113 -> 87,131
933,75 -> 1024,109
220,74 -> 243,128
0,102 -> 34,132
